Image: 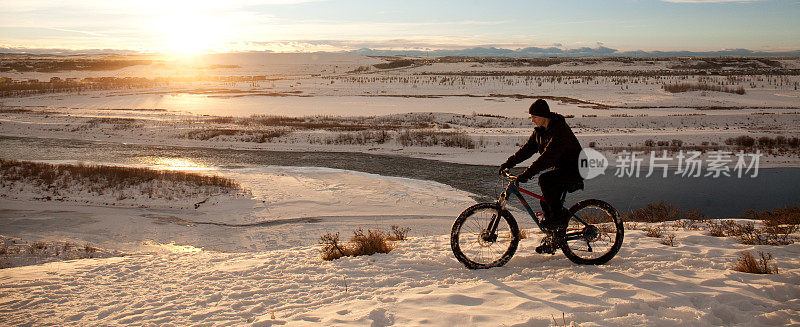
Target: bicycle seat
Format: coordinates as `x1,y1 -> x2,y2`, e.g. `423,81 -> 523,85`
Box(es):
566,180 -> 584,193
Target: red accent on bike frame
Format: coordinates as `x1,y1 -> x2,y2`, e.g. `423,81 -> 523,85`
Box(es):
518,187 -> 546,202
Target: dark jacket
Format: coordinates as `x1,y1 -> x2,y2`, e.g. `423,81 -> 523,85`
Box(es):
503,114 -> 583,178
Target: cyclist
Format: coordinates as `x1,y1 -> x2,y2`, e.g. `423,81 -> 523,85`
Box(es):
498,99 -> 583,253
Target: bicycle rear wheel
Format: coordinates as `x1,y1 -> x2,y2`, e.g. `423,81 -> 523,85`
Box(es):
451,203 -> 519,269
559,199 -> 623,265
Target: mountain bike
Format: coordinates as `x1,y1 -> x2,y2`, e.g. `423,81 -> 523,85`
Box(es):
450,169 -> 623,269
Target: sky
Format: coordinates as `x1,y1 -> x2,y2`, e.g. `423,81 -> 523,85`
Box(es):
1,0 -> 799,55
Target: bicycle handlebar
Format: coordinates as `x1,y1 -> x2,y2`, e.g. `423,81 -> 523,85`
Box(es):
500,168 -> 517,181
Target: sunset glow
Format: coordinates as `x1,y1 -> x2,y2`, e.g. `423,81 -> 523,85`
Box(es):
1,0 -> 798,54
153,8 -> 232,57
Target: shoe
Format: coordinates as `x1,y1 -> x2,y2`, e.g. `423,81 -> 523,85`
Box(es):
535,236 -> 556,255
539,219 -> 557,233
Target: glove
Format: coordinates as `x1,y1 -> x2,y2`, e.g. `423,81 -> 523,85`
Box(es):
498,162 -> 513,175
517,169 -> 536,183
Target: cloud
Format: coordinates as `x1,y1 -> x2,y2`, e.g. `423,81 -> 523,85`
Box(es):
3,44 -> 799,58
46,28 -> 106,37
347,46 -> 799,58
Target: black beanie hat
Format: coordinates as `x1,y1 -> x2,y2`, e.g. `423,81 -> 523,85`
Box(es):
529,99 -> 550,117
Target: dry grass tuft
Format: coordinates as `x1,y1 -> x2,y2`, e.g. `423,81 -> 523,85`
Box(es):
350,228 -> 394,256
0,159 -> 240,201
732,251 -> 777,274
320,226 -> 410,261
644,227 -> 663,238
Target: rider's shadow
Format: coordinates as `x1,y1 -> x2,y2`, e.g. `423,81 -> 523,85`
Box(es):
476,273 -> 575,313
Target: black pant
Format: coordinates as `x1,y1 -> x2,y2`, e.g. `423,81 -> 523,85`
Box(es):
538,169 -> 582,224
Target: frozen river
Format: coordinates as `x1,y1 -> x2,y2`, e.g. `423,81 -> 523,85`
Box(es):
2,135 -> 798,218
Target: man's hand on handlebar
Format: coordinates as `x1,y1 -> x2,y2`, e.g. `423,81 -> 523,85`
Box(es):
498,162 -> 513,175
499,164 -> 537,183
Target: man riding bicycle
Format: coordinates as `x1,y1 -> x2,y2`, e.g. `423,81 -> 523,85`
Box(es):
499,99 -> 583,252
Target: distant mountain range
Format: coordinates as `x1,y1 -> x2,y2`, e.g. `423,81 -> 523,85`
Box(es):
349,46 -> 800,58
2,46 -> 799,58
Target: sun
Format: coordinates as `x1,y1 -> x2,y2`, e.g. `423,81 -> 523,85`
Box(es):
155,12 -> 229,57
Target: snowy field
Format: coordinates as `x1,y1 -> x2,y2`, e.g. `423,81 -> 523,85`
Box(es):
2,53 -> 800,325
2,226 -> 799,326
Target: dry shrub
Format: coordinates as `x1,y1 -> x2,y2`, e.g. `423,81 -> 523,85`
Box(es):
685,209 -> 708,221
320,232 -> 347,261
182,128 -> 289,143
660,233 -> 677,247
0,244 -> 8,255
315,130 -> 392,145
28,242 -> 47,255
388,225 -> 411,241
725,135 -> 756,147
624,222 -> 639,230
321,227 -> 408,261
663,83 -> 745,95
644,227 -> 663,238
745,206 -> 800,245
518,229 -> 528,240
398,129 -> 476,149
623,201 -> 681,222
705,220 -> 727,237
705,217 -> 792,245
86,117 -> 138,129
374,60 -> 414,69
672,210 -> 706,230
28,241 -> 47,255
732,251 -> 777,274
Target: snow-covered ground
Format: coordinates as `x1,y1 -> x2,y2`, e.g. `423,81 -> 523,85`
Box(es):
2,227 -> 799,326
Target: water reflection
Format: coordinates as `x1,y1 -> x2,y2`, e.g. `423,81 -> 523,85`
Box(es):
142,240 -> 203,253
140,157 -> 214,171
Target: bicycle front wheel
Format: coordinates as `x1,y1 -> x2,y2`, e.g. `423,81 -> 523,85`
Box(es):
451,203 -> 520,269
559,199 -> 624,265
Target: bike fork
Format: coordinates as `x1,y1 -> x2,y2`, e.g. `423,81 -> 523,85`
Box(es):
486,193 -> 509,235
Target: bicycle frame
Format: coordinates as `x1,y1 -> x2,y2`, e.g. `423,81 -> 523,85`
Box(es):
493,174 -> 591,241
